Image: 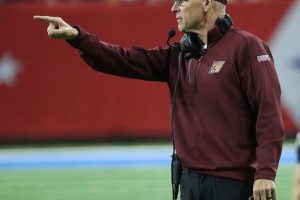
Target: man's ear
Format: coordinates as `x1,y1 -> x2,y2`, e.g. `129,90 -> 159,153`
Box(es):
201,0 -> 213,13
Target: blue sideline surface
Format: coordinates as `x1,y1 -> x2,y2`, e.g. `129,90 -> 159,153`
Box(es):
0,144 -> 296,169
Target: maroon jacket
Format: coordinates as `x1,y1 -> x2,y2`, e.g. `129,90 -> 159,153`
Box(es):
68,26 -> 285,182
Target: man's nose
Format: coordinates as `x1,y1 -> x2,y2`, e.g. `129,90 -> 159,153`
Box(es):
171,2 -> 179,13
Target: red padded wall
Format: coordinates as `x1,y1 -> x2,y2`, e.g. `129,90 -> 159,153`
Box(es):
0,1 -> 295,141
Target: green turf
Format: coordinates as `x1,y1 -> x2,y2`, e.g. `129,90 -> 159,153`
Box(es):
276,165 -> 295,200
0,167 -> 170,200
0,165 -> 295,200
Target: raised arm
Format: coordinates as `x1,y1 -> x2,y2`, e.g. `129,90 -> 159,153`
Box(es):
33,15 -> 172,82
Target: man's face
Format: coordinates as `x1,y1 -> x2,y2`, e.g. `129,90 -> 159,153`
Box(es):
171,0 -> 205,32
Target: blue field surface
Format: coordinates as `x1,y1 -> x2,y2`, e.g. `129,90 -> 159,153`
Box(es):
0,144 -> 297,169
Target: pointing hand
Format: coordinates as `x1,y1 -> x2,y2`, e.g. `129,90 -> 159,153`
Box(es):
33,16 -> 78,40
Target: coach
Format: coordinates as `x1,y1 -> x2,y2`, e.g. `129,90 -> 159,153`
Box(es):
34,0 -> 285,199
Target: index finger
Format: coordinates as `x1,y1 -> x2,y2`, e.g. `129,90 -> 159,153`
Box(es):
33,16 -> 60,23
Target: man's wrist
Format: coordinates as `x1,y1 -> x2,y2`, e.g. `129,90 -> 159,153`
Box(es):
69,27 -> 79,40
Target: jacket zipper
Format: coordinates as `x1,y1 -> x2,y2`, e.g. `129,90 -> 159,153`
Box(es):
188,58 -> 193,83
196,56 -> 203,75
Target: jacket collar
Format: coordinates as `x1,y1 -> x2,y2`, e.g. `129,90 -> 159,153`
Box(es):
183,26 -> 226,59
207,26 -> 225,46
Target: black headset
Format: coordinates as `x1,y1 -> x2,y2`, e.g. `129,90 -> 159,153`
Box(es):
167,14 -> 233,58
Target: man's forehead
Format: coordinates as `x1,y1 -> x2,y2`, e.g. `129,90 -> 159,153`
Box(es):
173,0 -> 227,6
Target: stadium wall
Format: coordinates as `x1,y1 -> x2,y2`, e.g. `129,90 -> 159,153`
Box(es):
0,1 -> 297,142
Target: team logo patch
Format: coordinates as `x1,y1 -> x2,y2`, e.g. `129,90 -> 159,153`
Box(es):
257,54 -> 271,62
208,61 -> 225,74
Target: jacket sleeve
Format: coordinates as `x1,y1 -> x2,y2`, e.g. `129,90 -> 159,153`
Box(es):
66,26 -> 170,82
237,35 -> 285,181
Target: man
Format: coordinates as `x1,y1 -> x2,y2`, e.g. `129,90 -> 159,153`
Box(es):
34,0 -> 285,199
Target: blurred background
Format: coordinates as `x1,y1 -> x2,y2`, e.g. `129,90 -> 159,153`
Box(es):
0,0 -> 299,199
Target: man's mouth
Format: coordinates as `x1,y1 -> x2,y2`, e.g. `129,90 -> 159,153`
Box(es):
176,18 -> 182,23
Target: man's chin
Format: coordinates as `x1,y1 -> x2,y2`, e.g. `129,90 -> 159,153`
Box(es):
178,24 -> 185,32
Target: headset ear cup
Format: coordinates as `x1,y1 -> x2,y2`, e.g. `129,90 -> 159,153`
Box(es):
179,32 -> 206,58
215,14 -> 233,34
179,34 -> 192,52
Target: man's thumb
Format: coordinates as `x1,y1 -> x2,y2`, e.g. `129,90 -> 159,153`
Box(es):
48,28 -> 65,39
